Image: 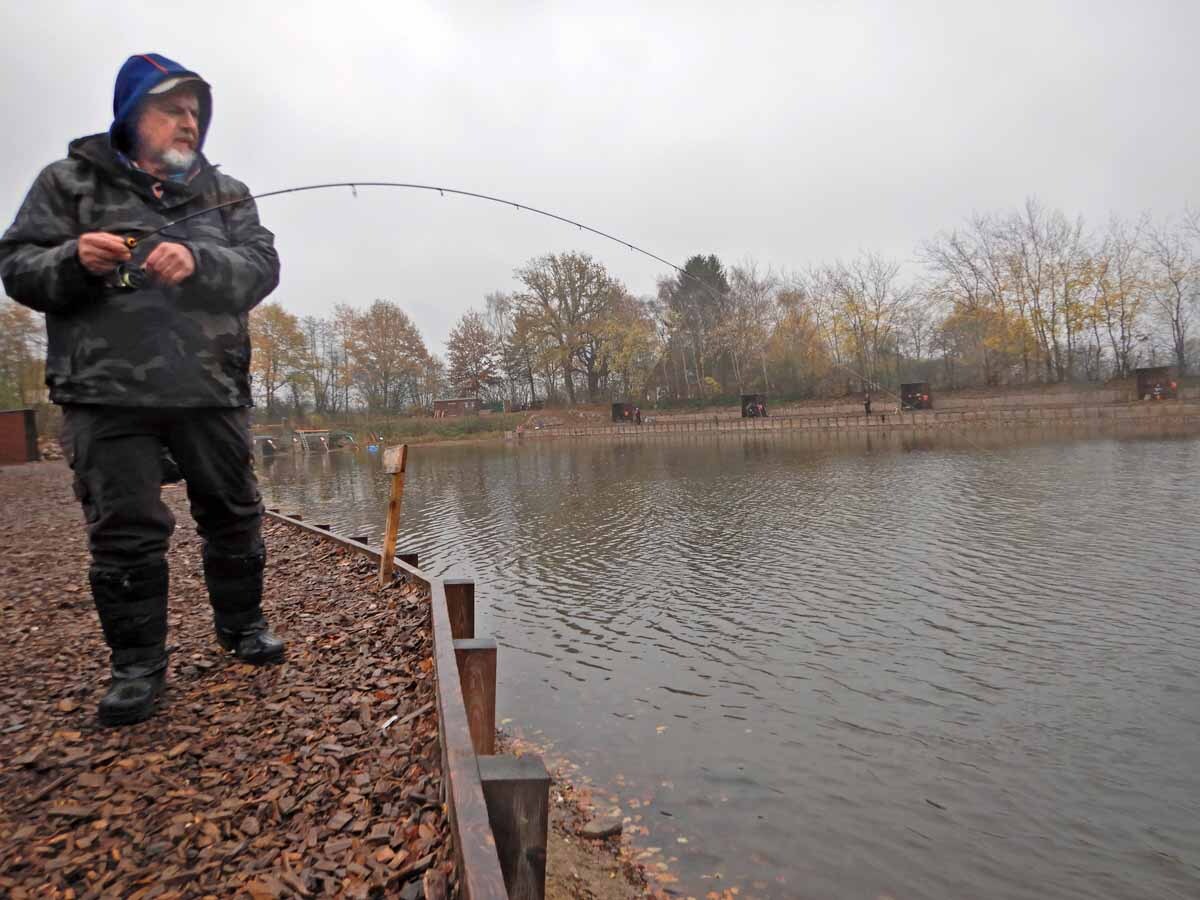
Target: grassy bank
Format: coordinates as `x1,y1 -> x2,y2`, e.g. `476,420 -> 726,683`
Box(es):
266,413 -> 529,446
372,412 -> 526,444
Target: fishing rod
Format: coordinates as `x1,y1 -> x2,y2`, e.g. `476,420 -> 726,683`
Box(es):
119,180 -> 700,284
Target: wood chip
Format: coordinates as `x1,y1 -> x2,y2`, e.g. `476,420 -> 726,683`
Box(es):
47,805 -> 95,819
423,867 -> 448,900
13,747 -> 42,767
0,470 -> 452,898
374,846 -> 395,863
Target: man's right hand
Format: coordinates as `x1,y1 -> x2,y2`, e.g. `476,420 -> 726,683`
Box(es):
77,232 -> 132,275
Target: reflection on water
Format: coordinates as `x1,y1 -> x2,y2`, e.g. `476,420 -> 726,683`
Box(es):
261,427 -> 1200,899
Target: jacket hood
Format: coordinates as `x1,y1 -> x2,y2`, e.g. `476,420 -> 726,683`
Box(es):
109,53 -> 212,157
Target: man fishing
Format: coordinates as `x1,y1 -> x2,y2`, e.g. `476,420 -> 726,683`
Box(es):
0,53 -> 284,726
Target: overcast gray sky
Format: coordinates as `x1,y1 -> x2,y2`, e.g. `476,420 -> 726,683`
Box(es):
2,1 -> 1196,351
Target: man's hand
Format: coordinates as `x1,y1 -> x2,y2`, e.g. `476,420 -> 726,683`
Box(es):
144,242 -> 195,287
77,232 -> 132,275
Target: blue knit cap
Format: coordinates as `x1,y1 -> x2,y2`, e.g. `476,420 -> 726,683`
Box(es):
109,53 -> 212,156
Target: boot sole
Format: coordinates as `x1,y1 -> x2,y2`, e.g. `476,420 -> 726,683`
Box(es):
98,691 -> 163,727
241,646 -> 285,665
215,633 -> 286,665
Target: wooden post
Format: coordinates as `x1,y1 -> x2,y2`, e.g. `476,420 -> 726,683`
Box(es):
453,638 -> 496,755
445,578 -> 476,640
378,444 -> 408,588
478,755 -> 550,900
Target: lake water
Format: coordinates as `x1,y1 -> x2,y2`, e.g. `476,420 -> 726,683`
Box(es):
260,427 -> 1200,899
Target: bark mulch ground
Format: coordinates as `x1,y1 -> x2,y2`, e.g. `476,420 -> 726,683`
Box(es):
0,461 -> 453,899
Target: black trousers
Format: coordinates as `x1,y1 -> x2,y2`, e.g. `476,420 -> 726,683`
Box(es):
61,405 -> 263,571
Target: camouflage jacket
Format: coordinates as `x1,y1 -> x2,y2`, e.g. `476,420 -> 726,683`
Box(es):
0,134 -> 279,407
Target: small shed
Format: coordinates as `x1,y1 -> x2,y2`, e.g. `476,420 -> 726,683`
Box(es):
900,382 -> 933,410
0,409 -> 39,466
1135,366 -> 1178,400
741,393 -> 768,417
611,402 -> 636,423
433,397 -> 480,418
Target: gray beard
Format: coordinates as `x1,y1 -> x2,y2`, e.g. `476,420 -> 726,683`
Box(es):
159,147 -> 197,175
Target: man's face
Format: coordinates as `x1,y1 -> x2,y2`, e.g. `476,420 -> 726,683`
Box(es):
134,88 -> 201,172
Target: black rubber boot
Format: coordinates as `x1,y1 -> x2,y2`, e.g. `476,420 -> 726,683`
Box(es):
204,550 -> 285,665
90,563 -> 169,727
98,667 -> 166,726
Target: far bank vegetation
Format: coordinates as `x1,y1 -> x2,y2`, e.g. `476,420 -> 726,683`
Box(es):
2,201 -> 1198,421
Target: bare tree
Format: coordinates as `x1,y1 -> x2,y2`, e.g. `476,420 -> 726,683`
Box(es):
300,315 -> 351,415
899,295 -> 936,375
831,252 -> 911,388
0,298 -> 44,406
723,260 -> 778,392
922,214 -> 1014,384
1089,216 -> 1148,378
1145,217 -> 1197,373
484,291 -> 520,407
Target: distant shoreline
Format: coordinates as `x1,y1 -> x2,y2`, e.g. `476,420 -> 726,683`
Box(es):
509,399 -> 1200,442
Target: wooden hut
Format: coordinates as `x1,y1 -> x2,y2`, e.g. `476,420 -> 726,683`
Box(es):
900,382 -> 933,410
741,393 -> 768,417
433,397 -> 480,418
611,402 -> 636,423
0,409 -> 39,466
1135,366 -> 1178,400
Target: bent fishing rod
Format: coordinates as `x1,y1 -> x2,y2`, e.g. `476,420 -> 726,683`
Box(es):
121,180 -> 696,284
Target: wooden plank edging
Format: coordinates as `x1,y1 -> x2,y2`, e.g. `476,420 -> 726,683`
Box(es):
263,511 -> 509,900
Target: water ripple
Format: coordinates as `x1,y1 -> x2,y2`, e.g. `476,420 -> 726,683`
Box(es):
263,429 -> 1200,900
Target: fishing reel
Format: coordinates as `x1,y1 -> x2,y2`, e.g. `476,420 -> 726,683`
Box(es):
113,262 -> 149,290
111,234 -> 147,290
